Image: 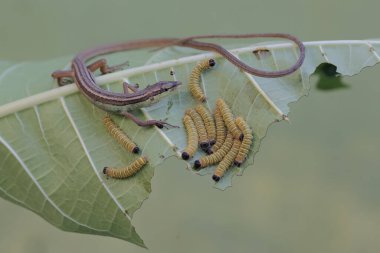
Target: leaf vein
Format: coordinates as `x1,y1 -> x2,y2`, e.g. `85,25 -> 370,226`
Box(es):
0,134 -> 109,232
59,97 -> 132,221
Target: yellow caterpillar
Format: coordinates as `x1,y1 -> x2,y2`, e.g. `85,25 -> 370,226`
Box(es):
103,156 -> 148,179
181,115 -> 199,160
211,107 -> 226,153
194,132 -> 233,169
188,59 -> 215,102
216,98 -> 243,141
103,115 -> 139,154
195,104 -> 216,146
212,138 -> 241,182
234,117 -> 254,166
185,108 -> 209,151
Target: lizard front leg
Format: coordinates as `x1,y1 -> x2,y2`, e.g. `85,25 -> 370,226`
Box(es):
121,82 -> 178,128
122,82 -> 139,94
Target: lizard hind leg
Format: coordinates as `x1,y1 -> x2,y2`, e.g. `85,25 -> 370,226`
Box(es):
51,70 -> 75,86
87,59 -> 129,75
52,59 -> 129,86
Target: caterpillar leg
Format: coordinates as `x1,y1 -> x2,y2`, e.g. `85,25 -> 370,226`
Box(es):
121,111 -> 179,129
87,58 -> 129,74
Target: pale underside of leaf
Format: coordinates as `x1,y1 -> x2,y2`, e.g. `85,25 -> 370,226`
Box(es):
0,40 -> 379,246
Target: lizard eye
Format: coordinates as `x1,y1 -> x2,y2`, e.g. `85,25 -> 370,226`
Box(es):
164,88 -> 169,91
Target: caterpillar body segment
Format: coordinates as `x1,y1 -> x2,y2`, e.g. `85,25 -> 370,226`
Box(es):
216,98 -> 243,140
181,115 -> 199,160
234,117 -> 254,166
212,138 -> 241,182
195,104 -> 216,146
211,107 -> 226,153
188,59 -> 216,102
194,132 -> 233,170
103,115 -> 139,153
185,108 -> 209,151
103,156 -> 148,179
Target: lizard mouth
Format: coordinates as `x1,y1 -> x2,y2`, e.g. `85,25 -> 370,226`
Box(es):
163,81 -> 182,92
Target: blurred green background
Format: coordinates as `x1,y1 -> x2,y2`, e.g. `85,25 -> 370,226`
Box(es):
1,0 -> 380,252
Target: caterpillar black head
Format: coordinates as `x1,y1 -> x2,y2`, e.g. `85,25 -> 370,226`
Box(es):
233,161 -> 242,167
194,160 -> 201,169
181,152 -> 190,160
212,175 -> 220,182
200,142 -> 210,151
132,147 -> 140,154
209,59 -> 216,67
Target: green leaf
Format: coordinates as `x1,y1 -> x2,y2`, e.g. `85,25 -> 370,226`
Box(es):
0,40 -> 379,246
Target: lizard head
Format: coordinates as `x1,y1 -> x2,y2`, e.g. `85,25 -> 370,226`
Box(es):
139,81 -> 181,106
147,80 -> 181,97
156,80 -> 181,93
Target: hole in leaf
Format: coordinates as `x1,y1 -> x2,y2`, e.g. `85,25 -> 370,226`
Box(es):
314,63 -> 349,91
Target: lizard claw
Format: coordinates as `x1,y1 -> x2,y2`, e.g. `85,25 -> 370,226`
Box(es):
58,77 -> 74,86
155,119 -> 179,129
